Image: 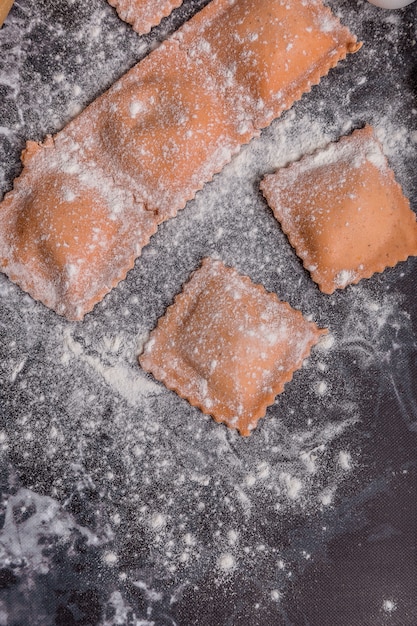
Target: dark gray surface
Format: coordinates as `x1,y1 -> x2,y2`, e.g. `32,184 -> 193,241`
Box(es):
0,0 -> 416,624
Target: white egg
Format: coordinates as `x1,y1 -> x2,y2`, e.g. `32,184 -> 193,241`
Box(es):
367,0 -> 415,8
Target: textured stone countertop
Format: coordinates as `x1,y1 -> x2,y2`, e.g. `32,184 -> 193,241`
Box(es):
0,1 -> 416,624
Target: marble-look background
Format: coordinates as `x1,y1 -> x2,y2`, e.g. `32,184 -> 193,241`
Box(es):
0,1 -> 416,624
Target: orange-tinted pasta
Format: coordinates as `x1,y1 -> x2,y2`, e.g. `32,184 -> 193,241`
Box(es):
261,126 -> 417,293
140,258 -> 326,436
107,0 -> 183,35
0,0 -> 360,319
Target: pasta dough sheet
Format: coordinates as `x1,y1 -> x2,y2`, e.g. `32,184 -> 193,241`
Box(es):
139,257 -> 327,436
0,0 -> 360,320
107,0 -> 183,35
261,126 -> 417,293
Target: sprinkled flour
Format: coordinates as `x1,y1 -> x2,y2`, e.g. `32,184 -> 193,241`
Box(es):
0,0 -> 416,623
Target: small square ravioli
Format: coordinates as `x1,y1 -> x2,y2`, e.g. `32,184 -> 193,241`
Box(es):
261,126 -> 417,294
107,0 -> 183,35
139,258 -> 326,436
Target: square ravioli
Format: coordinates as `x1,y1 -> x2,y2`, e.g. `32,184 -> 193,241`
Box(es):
139,258 -> 326,436
107,0 -> 183,35
0,0 -> 360,320
260,126 -> 417,293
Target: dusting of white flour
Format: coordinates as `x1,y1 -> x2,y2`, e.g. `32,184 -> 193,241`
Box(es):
0,0 -> 416,623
